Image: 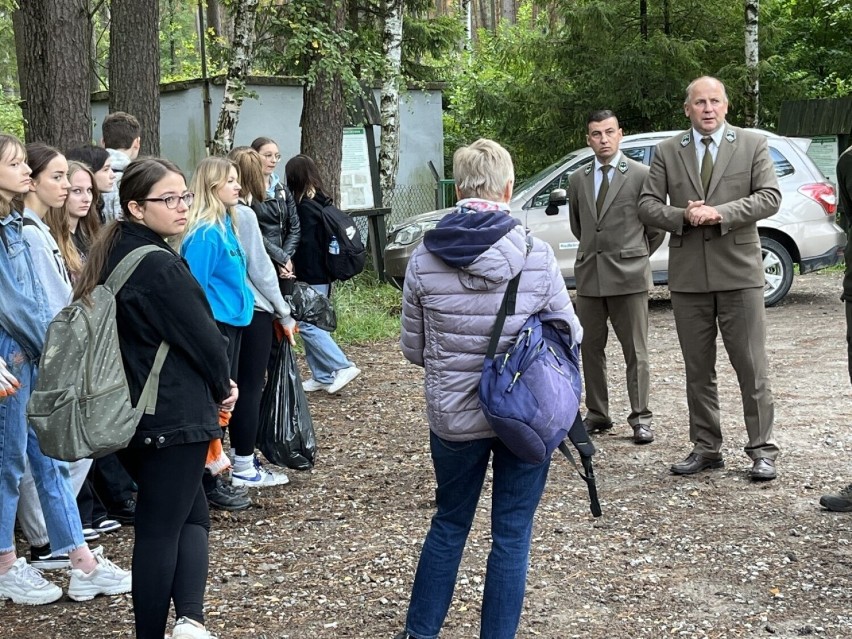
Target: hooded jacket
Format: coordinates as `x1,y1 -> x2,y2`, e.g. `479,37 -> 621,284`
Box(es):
400,199 -> 583,441
102,148 -> 132,222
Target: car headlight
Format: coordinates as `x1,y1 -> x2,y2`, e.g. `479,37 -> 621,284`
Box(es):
390,220 -> 440,246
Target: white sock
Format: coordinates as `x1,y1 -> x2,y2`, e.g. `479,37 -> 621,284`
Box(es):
234,455 -> 254,473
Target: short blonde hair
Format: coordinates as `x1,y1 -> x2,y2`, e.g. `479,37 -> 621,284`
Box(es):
452,139 -> 514,201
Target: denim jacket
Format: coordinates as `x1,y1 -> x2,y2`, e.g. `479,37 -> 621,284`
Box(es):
0,212 -> 52,361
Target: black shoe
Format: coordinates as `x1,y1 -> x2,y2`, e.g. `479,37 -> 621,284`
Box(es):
393,633 -> 412,639
107,497 -> 137,525
670,453 -> 724,475
632,424 -> 654,444
207,475 -> 252,511
820,483 -> 852,512
749,458 -> 777,481
93,517 -> 122,534
583,418 -> 614,434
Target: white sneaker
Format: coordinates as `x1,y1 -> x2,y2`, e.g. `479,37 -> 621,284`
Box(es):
172,616 -> 218,639
0,557 -> 63,605
231,457 -> 290,488
302,377 -> 331,392
68,553 -> 132,601
327,366 -> 361,394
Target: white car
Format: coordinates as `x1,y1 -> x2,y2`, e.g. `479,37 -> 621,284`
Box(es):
385,129 -> 844,306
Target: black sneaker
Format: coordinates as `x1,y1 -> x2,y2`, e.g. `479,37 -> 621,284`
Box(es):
206,475 -> 252,511
30,544 -> 103,571
107,498 -> 136,525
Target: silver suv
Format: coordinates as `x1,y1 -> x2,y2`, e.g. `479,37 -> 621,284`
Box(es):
384,129 -> 844,306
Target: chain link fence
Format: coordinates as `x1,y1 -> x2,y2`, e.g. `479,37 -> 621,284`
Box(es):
383,182 -> 456,228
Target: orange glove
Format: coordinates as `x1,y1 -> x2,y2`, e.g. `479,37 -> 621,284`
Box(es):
205,438 -> 231,475
274,319 -> 299,345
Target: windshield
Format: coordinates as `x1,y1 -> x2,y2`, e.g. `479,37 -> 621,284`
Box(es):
513,152 -> 581,204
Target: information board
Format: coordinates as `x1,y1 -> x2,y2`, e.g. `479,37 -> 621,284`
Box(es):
340,127 -> 375,210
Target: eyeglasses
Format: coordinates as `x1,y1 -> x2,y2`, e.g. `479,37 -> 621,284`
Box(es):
138,193 -> 195,209
261,153 -> 282,162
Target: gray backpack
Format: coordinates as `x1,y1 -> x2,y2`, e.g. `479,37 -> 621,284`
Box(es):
28,246 -> 171,461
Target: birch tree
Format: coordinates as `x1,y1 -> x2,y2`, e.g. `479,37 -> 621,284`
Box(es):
212,0 -> 259,156
378,0 -> 404,206
744,0 -> 759,127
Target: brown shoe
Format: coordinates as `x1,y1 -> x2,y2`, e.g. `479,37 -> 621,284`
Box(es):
632,424 -> 654,444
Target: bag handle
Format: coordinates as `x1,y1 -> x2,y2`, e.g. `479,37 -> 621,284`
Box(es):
485,272 -> 521,359
137,342 -> 171,415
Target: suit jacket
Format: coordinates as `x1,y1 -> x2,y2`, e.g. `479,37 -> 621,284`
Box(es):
569,156 -> 665,297
638,125 -> 781,293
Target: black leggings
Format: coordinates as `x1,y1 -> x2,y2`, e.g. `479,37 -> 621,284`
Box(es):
121,441 -> 210,639
229,310 -> 274,456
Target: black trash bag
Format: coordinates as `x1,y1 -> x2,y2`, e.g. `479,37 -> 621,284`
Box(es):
257,339 -> 317,470
285,281 -> 337,332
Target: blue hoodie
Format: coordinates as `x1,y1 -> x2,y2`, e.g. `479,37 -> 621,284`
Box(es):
181,215 -> 255,327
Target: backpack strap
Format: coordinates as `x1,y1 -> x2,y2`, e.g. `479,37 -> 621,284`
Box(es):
485,272 -> 521,359
137,341 -> 171,415
105,245 -> 172,415
106,245 -> 169,293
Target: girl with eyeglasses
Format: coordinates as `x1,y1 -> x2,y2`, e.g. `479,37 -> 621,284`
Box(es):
250,136 -> 300,293
73,158 -> 236,639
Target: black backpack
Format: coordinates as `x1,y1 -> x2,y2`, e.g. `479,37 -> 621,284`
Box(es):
317,202 -> 366,282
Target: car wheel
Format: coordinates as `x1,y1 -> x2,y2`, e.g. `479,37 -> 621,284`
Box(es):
761,237 -> 794,307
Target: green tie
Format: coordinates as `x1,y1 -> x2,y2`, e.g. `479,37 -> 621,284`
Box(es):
701,136 -> 714,195
596,165 -> 611,217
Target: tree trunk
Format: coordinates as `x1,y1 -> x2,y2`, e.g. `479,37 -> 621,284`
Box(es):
212,0 -> 259,156
379,0 -> 404,207
640,0 -> 648,40
14,0 -> 91,148
300,0 -> 347,204
461,0 -> 472,48
110,0 -> 160,156
663,0 -> 671,35
207,0 -> 223,37
500,0 -> 514,24
744,0 -> 759,127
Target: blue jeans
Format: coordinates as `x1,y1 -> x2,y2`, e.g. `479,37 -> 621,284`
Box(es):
298,284 -> 352,384
0,332 -> 85,555
405,432 -> 551,639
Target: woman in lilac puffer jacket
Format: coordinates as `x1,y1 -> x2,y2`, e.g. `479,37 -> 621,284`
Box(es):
396,138 -> 582,639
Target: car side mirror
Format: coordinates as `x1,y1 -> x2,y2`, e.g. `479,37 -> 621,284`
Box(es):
545,188 -> 567,216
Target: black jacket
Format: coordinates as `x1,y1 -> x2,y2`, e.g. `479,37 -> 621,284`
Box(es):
292,191 -> 333,285
101,222 -> 231,448
251,183 -> 301,267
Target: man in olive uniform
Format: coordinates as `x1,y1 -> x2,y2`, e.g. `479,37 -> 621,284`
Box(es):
639,76 -> 781,481
569,110 -> 664,444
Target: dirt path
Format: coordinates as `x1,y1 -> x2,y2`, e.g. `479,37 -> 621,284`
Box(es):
2,272 -> 852,639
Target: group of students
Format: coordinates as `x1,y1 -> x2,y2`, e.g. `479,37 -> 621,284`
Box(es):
0,114 -> 360,639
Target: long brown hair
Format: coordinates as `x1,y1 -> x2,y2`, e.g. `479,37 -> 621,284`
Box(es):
73,158 -> 185,303
284,154 -> 326,204
0,134 -> 26,219
44,161 -> 101,277
228,146 -> 266,204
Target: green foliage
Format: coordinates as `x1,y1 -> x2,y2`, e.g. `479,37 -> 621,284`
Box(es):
442,0 -> 852,179
327,270 -> 402,345
0,91 -> 23,138
160,0 -> 206,82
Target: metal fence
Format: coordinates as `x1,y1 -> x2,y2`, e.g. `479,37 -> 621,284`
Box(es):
383,182 -> 455,228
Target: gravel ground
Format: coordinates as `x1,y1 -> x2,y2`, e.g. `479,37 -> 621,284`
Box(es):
2,272 -> 852,639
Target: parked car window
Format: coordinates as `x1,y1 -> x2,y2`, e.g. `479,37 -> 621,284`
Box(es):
530,156 -> 594,208
770,147 -> 795,178
622,147 -> 647,163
